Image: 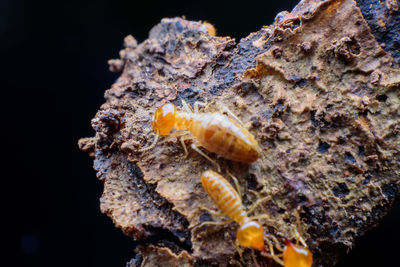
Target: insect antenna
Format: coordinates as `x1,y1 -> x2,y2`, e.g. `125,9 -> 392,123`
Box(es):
138,132 -> 159,152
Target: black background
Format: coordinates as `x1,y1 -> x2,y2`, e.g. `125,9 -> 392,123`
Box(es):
3,0 -> 399,266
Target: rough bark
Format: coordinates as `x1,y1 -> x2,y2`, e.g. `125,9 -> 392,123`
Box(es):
78,0 -> 400,266
356,0 -> 400,67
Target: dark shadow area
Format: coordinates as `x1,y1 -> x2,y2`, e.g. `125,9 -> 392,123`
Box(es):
336,199 -> 400,266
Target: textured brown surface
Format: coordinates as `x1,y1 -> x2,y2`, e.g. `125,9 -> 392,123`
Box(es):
356,0 -> 400,67
78,0 -> 400,266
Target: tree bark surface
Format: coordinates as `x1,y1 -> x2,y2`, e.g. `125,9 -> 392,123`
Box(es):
79,0 -> 400,266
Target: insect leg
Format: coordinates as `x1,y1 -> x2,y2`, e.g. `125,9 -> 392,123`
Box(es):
169,130 -> 191,138
220,105 -> 244,126
260,251 -> 284,266
193,100 -> 207,113
265,233 -> 284,252
248,214 -> 270,222
181,99 -> 193,113
180,136 -> 189,157
235,239 -> 245,265
248,184 -> 269,199
250,249 -> 261,267
191,143 -> 221,172
294,208 -> 308,247
175,133 -> 196,157
199,206 -> 224,217
231,256 -> 244,267
154,131 -> 193,157
193,219 -> 234,231
247,196 -> 271,215
138,132 -> 159,152
227,171 -> 242,199
294,228 -> 308,248
260,236 -> 284,266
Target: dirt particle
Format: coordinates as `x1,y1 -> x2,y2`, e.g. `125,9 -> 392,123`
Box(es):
250,116 -> 261,128
121,141 -> 138,154
345,152 -> 357,165
386,0 -> 399,12
300,41 -> 312,52
274,11 -> 289,24
294,78 -> 308,88
363,172 -> 372,185
333,183 -> 350,198
317,142 -> 331,154
108,59 -> 124,73
358,146 -> 365,156
246,173 -> 260,190
376,94 -> 388,102
124,35 -> 138,48
199,213 -> 212,223
370,70 -> 382,84
382,183 -> 398,201
272,46 -> 283,58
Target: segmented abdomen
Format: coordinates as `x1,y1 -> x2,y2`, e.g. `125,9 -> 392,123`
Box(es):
189,113 -> 261,163
201,170 -> 247,224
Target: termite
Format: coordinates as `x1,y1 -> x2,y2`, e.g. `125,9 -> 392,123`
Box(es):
199,170 -> 266,252
282,239 -> 313,267
141,100 -> 261,165
202,21 -> 217,36
199,170 -> 313,267
262,216 -> 313,267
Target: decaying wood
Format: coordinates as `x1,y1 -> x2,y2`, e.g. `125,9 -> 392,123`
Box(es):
356,0 -> 400,67
78,0 -> 400,266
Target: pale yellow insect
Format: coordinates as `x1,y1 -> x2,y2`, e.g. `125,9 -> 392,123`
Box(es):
201,170 -> 265,252
146,102 -> 261,164
200,170 -> 313,267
